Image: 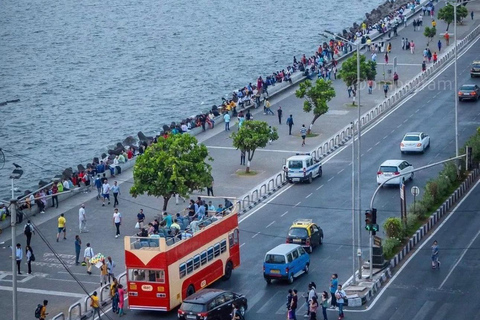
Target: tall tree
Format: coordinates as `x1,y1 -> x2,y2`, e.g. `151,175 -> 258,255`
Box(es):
424,26 -> 437,46
231,120 -> 278,173
438,3 -> 468,31
295,78 -> 336,133
130,134 -> 213,210
337,54 -> 377,88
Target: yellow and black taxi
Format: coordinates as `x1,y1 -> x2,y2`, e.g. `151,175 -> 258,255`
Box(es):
286,219 -> 323,253
471,60 -> 480,77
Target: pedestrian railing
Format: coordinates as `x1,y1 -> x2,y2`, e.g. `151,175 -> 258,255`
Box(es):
67,302 -> 81,320
51,313 -> 65,320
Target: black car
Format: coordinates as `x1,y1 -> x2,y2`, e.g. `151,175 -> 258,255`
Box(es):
286,219 -> 324,253
178,289 -> 248,320
458,84 -> 480,101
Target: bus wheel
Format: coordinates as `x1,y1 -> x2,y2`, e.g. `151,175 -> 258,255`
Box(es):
186,284 -> 195,297
223,261 -> 233,281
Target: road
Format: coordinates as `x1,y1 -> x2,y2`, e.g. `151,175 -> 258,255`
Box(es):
96,29 -> 480,320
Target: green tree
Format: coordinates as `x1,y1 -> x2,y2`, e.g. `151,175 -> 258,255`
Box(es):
231,120 -> 279,173
424,26 -> 437,46
438,4 -> 468,31
295,78 -> 336,133
383,217 -> 403,239
337,54 -> 377,104
130,134 -> 213,210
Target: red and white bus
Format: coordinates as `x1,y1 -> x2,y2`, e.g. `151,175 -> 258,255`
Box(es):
124,210 -> 240,311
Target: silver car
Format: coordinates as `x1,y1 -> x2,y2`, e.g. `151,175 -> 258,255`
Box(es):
400,132 -> 430,153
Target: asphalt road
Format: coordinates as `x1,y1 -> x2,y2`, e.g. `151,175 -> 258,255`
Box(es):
95,30 -> 480,320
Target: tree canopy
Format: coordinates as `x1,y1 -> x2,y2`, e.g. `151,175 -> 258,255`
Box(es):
295,78 -> 336,132
424,26 -> 437,46
230,120 -> 278,173
438,4 -> 468,31
130,134 -> 213,210
337,54 -> 377,89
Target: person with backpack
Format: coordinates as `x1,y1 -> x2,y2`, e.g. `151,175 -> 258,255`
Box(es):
26,245 -> 35,274
335,285 -> 347,319
35,300 -> 48,320
24,220 -> 34,246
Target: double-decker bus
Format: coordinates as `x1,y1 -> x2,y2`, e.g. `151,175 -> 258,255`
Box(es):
124,209 -> 240,311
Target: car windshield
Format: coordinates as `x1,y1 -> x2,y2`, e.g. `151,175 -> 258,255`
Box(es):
288,228 -> 308,238
380,166 -> 397,173
403,135 -> 420,141
265,254 -> 286,264
460,85 -> 475,91
473,64 -> 480,69
288,160 -> 303,169
180,302 -> 206,313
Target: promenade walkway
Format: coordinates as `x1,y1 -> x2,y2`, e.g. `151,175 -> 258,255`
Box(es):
0,1 -> 479,319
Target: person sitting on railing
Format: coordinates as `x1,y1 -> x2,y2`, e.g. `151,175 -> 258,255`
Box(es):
188,216 -> 201,233
35,192 -> 45,214
137,228 -> 148,237
195,203 -> 206,221
207,201 -> 216,217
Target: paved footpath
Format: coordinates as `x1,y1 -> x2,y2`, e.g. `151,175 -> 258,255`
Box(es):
1,1 -> 480,319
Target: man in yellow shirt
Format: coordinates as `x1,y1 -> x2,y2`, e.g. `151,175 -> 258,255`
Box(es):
90,291 -> 101,319
57,213 -> 66,242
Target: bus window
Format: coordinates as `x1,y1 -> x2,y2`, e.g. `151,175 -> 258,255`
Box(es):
220,239 -> 227,254
229,233 -> 234,247
129,269 -> 164,283
129,269 -> 145,281
193,255 -> 200,270
186,259 -> 194,274
179,263 -> 186,278
229,229 -> 239,248
207,247 -> 214,261
214,243 -> 221,257
200,251 -> 207,265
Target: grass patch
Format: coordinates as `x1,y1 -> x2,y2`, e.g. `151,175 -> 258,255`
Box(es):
306,133 -> 319,138
344,103 -> 364,108
236,170 -> 258,176
378,80 -> 392,85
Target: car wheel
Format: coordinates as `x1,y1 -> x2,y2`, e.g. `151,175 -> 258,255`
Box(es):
223,261 -> 233,281
239,305 -> 246,317
308,174 -> 313,184
304,263 -> 309,274
410,172 -> 414,181
307,245 -> 313,253
186,284 -> 195,297
265,277 -> 272,284
459,98 -> 463,102
318,169 -> 323,178
401,150 -> 405,154
288,273 -> 294,284
319,236 -> 323,245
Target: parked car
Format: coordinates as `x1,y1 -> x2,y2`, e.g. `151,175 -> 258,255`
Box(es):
458,84 -> 480,101
178,289 -> 247,320
376,160 -> 414,186
400,132 -> 430,153
286,219 -> 323,253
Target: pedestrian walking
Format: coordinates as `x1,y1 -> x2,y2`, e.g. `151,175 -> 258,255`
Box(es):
136,209 -> 145,229
422,60 -> 426,72
75,235 -> 82,265
321,291 -> 329,320
286,289 -> 293,311
383,83 -> 389,98
206,176 -> 214,196
240,149 -> 246,166
335,285 -> 347,319
90,291 -> 102,319
433,52 -> 438,63
384,52 -> 389,64
84,243 -> 94,274
401,37 -> 406,50
290,289 -> 298,320
113,208 -> 122,238
410,40 -> 415,54
368,80 -> 373,94
300,125 -> 307,147
101,179 -> 111,206
50,183 -> 59,208
265,98 -> 274,115
437,39 -> 442,52
38,300 -> 48,320
26,245 -> 34,274
111,181 -> 120,207
413,19 -> 417,31
431,240 -> 440,268
14,243 -> 22,274
110,278 -> 119,314
472,11 -> 474,20
304,282 -> 317,318
117,284 -> 126,316
224,112 -> 231,131
393,72 -> 399,86
444,32 -> 450,46
100,259 -> 108,286
107,256 -> 116,282
277,106 -> 283,124
329,274 -> 338,308
24,220 -> 34,246
78,204 -> 88,233
309,296 -> 319,320
56,213 -> 66,242
286,115 -> 294,135
94,175 -> 102,200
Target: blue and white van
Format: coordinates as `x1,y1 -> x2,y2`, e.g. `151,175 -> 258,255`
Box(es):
284,153 -> 322,184
263,244 -> 310,284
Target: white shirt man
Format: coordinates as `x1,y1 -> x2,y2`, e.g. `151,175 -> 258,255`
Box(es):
79,204 -> 88,233
102,181 -> 111,206
113,209 -> 122,238
63,180 -> 70,191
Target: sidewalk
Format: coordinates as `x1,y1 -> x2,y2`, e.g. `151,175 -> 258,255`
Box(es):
1,1 -> 480,319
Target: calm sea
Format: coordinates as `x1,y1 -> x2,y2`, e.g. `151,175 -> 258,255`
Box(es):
0,0 -> 383,197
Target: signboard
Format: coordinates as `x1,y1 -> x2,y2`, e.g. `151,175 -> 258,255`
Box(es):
411,186 -> 420,197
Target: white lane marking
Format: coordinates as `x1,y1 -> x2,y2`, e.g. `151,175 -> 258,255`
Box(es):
265,221 -> 276,228
0,285 -> 85,298
435,153 -> 440,158
397,124 -> 402,128
316,185 -> 324,190
294,201 -> 301,207
306,193 -> 313,198
383,135 -> 388,139
391,129 -> 396,134
367,147 -> 373,152
360,179 -> 480,312
240,243 -> 245,248
337,169 -> 345,174
252,232 -> 260,238
239,184 -> 293,223
439,228 -> 480,289
281,211 -> 289,217
328,177 -> 334,182
375,141 -> 380,146
403,119 -> 408,123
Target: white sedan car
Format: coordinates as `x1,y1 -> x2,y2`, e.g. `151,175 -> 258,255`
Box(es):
377,160 -> 414,185
400,132 -> 430,153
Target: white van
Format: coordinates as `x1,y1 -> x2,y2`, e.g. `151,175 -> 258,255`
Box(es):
284,153 -> 322,183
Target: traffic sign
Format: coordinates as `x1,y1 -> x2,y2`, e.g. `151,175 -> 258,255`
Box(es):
411,186 -> 420,196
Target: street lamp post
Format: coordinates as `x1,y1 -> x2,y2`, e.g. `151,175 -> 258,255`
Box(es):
9,165 -> 23,320
454,2 -> 459,162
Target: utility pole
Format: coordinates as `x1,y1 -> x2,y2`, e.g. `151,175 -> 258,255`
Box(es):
356,40 -> 363,281
11,199 -> 18,320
